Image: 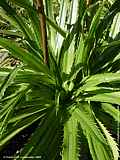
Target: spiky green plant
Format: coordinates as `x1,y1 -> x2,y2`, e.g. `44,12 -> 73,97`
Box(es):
0,0 -> 120,159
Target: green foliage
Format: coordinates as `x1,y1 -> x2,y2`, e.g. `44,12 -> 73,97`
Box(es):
0,0 -> 120,159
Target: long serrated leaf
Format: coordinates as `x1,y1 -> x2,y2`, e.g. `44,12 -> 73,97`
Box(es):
88,3 -> 103,40
96,0 -> 120,41
18,109 -> 58,159
109,12 -> 120,39
74,103 -> 113,160
46,16 -> 66,38
78,3 -> 103,67
0,112 -> 45,149
9,105 -> 48,123
74,105 -> 106,143
101,103 -> 120,123
62,114 -> 79,160
87,134 -> 112,160
27,7 -> 42,50
0,67 -> 19,99
0,2 -> 34,42
92,43 -> 120,73
0,92 -> 23,139
55,0 -> 68,56
97,119 -> 119,160
82,73 -> 120,90
86,91 -> 120,105
0,37 -> 49,73
14,70 -> 56,86
58,26 -> 76,70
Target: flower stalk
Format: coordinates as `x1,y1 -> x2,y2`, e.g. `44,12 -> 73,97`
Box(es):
36,0 -> 49,65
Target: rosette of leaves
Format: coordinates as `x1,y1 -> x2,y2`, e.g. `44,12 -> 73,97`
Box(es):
0,0 -> 120,160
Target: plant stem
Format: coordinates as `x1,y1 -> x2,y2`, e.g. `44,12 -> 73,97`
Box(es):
36,0 -> 49,65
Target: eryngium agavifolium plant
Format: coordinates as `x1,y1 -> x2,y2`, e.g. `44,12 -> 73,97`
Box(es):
0,0 -> 120,159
